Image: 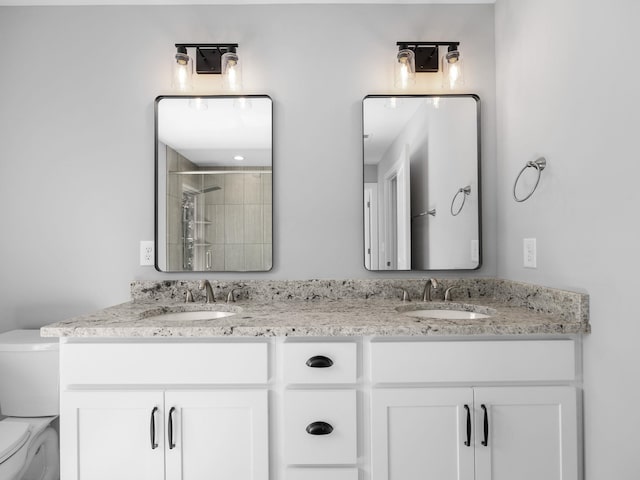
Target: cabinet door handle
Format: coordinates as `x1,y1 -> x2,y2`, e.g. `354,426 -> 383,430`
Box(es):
481,404 -> 489,446
168,407 -> 176,449
150,407 -> 158,450
306,421 -> 334,435
306,355 -> 334,368
464,404 -> 471,446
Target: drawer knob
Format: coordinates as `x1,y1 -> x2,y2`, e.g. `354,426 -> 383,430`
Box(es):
306,355 -> 334,368
306,421 -> 334,435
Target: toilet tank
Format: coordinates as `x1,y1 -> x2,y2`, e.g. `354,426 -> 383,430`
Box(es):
0,330 -> 59,417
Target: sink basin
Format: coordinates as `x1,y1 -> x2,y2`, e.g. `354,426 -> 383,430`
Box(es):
143,310 -> 236,322
403,309 -> 491,320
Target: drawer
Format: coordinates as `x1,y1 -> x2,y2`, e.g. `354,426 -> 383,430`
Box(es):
282,342 -> 357,384
371,339 -> 576,383
61,342 -> 268,386
283,390 -> 357,465
287,467 -> 358,480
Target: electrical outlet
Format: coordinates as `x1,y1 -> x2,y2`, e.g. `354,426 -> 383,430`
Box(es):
140,241 -> 155,266
523,238 -> 537,268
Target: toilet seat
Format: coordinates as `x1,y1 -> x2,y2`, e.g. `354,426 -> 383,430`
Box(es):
0,421 -> 30,464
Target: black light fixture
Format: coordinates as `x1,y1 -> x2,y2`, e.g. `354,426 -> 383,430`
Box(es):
395,42 -> 464,90
172,43 -> 243,92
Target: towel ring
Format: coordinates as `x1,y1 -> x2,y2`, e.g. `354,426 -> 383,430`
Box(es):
513,157 -> 547,202
450,185 -> 471,216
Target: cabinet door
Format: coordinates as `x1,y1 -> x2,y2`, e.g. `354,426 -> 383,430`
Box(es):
474,386 -> 578,480
371,388 -> 475,480
60,390 -> 165,480
165,390 -> 268,480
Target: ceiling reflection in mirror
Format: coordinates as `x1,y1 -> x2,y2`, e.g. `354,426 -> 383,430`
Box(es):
363,95 -> 481,271
155,95 -> 272,272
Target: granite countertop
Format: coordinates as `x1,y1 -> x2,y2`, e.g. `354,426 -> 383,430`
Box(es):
40,279 -> 590,338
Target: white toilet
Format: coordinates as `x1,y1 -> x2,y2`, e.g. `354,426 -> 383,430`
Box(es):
0,330 -> 59,480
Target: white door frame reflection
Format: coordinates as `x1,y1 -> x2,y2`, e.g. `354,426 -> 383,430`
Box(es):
363,95 -> 481,271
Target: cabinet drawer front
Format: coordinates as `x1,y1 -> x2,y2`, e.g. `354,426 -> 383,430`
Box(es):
282,342 -> 357,384
61,342 -> 268,385
283,390 -> 357,465
371,340 -> 575,383
287,467 -> 358,480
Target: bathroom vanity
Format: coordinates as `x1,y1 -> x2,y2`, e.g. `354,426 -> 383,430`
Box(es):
42,279 -> 589,480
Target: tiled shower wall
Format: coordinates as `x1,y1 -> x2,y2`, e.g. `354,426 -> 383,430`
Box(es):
166,146 -> 272,271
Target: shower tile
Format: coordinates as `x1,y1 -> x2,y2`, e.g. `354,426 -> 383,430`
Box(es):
209,245 -> 225,271
262,173 -> 272,204
263,204 -> 272,243
244,173 -> 263,204
244,244 -> 264,271
225,205 -> 244,244
225,244 -> 244,271
244,205 -> 264,244
203,174 -> 224,205
224,173 -> 244,204
263,244 -> 273,270
205,205 -> 225,244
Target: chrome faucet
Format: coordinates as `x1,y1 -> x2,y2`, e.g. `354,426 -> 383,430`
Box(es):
199,280 -> 215,303
226,288 -> 238,303
398,288 -> 411,302
422,278 -> 438,302
444,286 -> 457,301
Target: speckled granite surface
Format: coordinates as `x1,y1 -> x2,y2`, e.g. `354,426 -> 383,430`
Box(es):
41,278 -> 590,338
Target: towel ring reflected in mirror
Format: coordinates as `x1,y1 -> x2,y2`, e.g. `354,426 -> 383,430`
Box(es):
451,185 -> 471,216
513,157 -> 547,203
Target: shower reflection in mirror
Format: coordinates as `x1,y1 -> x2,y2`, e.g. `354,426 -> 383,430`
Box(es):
363,95 -> 481,271
156,96 -> 273,272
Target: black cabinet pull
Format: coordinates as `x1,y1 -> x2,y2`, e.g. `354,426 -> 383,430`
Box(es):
168,407 -> 176,449
150,407 -> 158,450
306,355 -> 334,368
306,421 -> 334,435
481,404 -> 489,446
464,405 -> 471,446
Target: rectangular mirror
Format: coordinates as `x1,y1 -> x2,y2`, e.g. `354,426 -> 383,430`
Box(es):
363,95 -> 481,271
155,95 -> 273,272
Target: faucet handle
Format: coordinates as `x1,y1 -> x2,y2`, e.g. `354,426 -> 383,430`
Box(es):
226,288 -> 239,303
444,286 -> 457,301
398,288 -> 411,302
185,290 -> 194,303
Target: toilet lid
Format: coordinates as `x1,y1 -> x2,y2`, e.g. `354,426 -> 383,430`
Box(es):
0,421 -> 30,463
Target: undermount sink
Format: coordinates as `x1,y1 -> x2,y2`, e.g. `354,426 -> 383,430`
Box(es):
143,310 -> 236,322
403,309 -> 491,320
397,303 -> 496,320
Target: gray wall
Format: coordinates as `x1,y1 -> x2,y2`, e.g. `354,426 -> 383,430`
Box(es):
0,4 -> 496,330
495,0 -> 640,477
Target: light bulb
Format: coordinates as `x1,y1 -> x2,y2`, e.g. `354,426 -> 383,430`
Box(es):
172,48 -> 193,92
443,49 -> 464,90
222,51 -> 243,91
394,49 -> 415,89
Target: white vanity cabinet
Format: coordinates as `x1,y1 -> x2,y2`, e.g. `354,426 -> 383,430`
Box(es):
59,341 -> 269,480
57,336 -> 582,480
280,341 -> 359,480
370,339 -> 580,480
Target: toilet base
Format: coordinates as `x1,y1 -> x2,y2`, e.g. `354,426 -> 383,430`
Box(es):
19,427 -> 59,480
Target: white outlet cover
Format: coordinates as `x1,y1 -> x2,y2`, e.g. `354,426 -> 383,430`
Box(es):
140,240 -> 155,266
523,238 -> 537,268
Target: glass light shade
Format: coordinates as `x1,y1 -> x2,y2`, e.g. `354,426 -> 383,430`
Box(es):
395,49 -> 415,89
222,51 -> 243,91
442,50 -> 464,90
172,51 -> 193,92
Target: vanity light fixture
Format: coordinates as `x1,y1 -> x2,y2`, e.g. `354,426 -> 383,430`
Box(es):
173,43 -> 243,91
172,46 -> 193,92
395,42 -> 464,90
